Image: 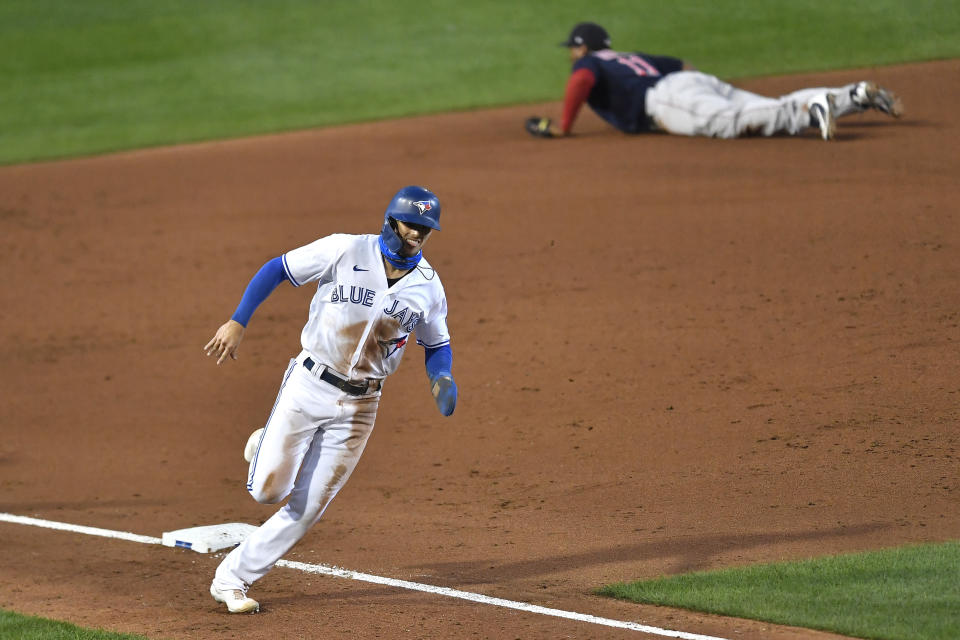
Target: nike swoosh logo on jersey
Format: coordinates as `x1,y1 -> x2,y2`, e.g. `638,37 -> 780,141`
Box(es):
353,265 -> 369,271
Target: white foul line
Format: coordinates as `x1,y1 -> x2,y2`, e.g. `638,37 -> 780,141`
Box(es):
277,559 -> 727,639
0,512 -> 162,545
0,513 -> 729,640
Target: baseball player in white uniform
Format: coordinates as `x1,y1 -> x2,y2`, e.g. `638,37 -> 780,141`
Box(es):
203,185 -> 457,613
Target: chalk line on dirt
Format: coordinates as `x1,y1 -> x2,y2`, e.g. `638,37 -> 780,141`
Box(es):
0,512 -> 729,640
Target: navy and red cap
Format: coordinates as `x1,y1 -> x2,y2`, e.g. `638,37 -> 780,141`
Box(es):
561,22 -> 611,51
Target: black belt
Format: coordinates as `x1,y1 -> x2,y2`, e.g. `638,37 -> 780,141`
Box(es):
302,357 -> 375,396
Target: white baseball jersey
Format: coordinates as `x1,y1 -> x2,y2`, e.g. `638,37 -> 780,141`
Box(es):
281,233 -> 450,380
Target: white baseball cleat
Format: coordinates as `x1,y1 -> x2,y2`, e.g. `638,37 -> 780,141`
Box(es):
210,583 -> 260,614
851,80 -> 903,118
244,427 -> 264,463
808,93 -> 836,141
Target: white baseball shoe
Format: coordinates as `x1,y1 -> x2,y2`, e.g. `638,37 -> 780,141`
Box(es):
808,93 -> 836,140
851,80 -> 903,118
210,582 -> 260,614
244,427 -> 264,463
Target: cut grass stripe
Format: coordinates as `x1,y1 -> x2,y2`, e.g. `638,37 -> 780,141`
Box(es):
0,610 -> 149,640
2,0 -> 960,164
598,541 -> 960,640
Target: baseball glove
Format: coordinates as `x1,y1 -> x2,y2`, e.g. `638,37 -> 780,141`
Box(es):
525,116 -> 554,138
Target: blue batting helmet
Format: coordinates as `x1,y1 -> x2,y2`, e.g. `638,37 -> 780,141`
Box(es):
378,185 -> 441,268
384,185 -> 441,231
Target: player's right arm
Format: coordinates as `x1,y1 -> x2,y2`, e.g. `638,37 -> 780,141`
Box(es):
204,256 -> 291,365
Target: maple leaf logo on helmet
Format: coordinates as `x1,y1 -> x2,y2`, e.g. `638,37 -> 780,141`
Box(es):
412,200 -> 433,215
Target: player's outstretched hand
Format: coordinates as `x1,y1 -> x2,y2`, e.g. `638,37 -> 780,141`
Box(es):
204,319 -> 245,365
430,374 -> 458,416
525,116 -> 555,138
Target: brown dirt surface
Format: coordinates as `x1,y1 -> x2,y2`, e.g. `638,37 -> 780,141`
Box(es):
1,60 -> 958,640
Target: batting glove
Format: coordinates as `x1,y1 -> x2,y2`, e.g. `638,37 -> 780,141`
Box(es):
430,374 -> 458,416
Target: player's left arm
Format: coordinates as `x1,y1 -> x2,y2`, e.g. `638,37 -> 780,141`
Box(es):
424,344 -> 457,416
559,68 -> 596,134
417,292 -> 457,416
525,68 -> 596,138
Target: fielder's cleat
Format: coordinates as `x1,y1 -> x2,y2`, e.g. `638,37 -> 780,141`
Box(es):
244,427 -> 264,463
210,583 -> 260,614
851,80 -> 903,118
808,93 -> 836,141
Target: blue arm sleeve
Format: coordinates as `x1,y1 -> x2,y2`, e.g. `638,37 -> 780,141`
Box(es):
230,257 -> 290,327
424,344 -> 453,379
424,344 -> 456,416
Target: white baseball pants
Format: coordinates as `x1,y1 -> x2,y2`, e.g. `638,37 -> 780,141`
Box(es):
214,356 -> 380,591
645,71 -> 862,138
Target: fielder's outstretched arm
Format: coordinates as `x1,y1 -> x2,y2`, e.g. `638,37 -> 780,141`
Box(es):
204,257 -> 290,365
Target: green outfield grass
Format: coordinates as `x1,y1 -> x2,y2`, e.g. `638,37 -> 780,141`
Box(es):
599,541 -> 960,640
0,610 -> 149,640
1,0 -> 959,164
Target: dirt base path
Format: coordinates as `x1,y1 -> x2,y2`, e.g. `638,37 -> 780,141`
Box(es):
1,60 -> 957,639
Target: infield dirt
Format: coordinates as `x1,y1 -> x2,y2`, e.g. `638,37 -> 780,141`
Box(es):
1,60 -> 957,640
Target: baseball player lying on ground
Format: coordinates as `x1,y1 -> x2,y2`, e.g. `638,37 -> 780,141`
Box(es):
526,22 -> 903,142
203,185 -> 458,613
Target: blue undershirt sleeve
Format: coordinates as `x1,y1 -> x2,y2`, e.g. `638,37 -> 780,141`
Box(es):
424,343 -> 456,416
230,256 -> 290,327
424,344 -> 453,379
